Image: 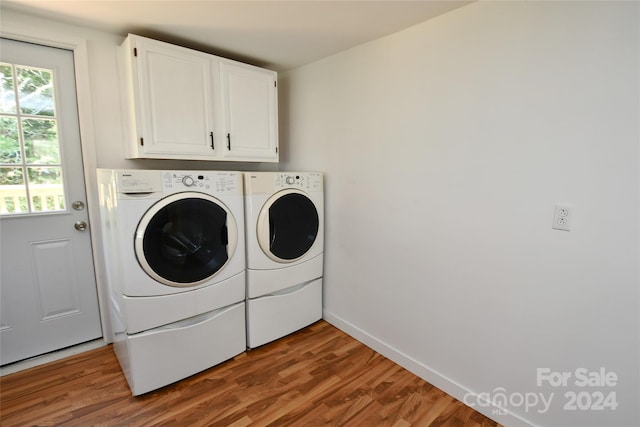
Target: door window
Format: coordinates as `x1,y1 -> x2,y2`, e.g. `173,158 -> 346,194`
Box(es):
137,196 -> 231,286
0,62 -> 65,215
268,193 -> 319,260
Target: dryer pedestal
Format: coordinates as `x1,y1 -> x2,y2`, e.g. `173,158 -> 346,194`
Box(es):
246,278 -> 322,348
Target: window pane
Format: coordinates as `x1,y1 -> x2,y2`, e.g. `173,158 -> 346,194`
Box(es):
0,116 -> 21,163
0,60 -> 67,216
0,63 -> 16,114
0,167 -> 28,214
27,166 -> 65,212
17,66 -> 55,117
22,118 -> 60,164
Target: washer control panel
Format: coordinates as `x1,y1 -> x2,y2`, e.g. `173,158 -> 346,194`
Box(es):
162,171 -> 240,193
116,170 -> 162,193
181,175 -> 196,187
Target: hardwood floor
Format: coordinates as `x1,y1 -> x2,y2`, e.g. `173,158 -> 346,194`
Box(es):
0,321 -> 500,426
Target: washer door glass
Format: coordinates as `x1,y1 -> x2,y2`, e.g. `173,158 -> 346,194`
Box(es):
257,190 -> 319,262
135,193 -> 237,287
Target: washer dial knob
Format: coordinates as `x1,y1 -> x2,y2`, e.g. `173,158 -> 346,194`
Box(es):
285,176 -> 295,185
182,175 -> 195,187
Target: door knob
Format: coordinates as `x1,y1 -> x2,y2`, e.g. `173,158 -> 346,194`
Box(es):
72,201 -> 85,210
74,221 -> 87,231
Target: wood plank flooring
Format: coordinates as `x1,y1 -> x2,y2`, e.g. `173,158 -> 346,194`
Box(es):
0,321 -> 500,426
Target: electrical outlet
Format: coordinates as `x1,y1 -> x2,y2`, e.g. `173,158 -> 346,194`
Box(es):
552,204 -> 572,231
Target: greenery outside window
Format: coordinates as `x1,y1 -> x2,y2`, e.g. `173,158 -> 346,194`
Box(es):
0,62 -> 66,215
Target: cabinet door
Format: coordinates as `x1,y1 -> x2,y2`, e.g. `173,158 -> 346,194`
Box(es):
219,61 -> 278,162
128,36 -> 217,158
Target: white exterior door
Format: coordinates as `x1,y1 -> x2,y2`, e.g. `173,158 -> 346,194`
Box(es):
0,38 -> 102,365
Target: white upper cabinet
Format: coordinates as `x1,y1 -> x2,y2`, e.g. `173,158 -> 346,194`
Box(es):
120,34 -> 279,162
219,60 -> 278,162
120,35 -> 217,159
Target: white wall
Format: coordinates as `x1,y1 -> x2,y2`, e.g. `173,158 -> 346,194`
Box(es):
281,1 -> 639,426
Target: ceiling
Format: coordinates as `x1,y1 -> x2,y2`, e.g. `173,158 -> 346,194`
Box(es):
2,1 -> 472,71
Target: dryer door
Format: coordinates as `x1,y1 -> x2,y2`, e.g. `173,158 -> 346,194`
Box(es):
257,189 -> 319,263
135,192 -> 238,287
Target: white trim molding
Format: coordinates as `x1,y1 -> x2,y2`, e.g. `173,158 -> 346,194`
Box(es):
323,310 -> 535,427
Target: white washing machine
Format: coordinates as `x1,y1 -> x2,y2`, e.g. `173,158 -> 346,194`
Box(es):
97,169 -> 246,395
244,172 -> 323,348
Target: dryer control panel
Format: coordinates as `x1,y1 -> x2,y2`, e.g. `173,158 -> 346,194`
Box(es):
274,173 -> 323,191
244,172 -> 323,195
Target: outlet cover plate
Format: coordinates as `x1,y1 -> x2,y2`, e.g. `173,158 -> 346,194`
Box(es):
552,204 -> 572,231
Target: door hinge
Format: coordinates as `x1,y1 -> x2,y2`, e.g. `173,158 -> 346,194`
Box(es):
275,146 -> 278,153
274,81 -> 277,88
140,137 -> 144,146
133,47 -> 137,57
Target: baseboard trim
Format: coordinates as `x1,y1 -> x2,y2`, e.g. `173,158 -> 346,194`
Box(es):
323,310 -> 535,427
0,339 -> 107,376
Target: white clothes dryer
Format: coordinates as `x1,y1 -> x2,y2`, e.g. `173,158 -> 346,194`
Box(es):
97,169 -> 246,395
244,172 -> 323,348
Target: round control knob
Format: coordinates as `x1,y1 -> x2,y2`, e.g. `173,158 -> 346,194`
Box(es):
182,176 -> 195,187
285,176 -> 295,185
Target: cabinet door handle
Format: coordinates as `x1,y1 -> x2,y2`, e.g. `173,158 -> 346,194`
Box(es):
210,131 -> 215,150
227,133 -> 231,150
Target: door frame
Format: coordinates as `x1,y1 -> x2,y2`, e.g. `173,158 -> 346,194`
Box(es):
1,24 -> 111,342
